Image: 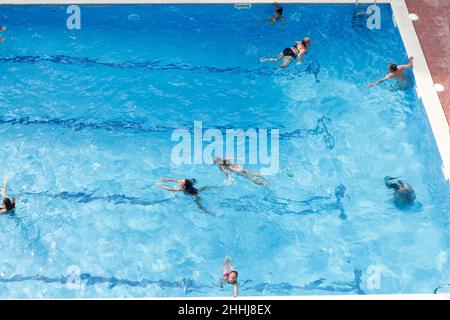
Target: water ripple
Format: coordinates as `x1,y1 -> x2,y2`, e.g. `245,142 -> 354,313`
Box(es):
0,54 -> 320,79
0,268 -> 363,296
20,191 -> 172,207
222,184 -> 347,220
0,116 -> 334,148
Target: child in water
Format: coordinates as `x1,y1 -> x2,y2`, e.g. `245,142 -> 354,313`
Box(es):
221,256 -> 239,297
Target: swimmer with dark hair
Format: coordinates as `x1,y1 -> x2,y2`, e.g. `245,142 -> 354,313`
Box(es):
1,176 -> 16,214
270,3 -> 285,24
368,57 -> 414,88
157,178 -> 215,215
221,256 -> 238,297
212,157 -> 269,187
384,176 -> 416,206
0,26 -> 6,42
260,37 -> 312,68
158,178 -> 198,195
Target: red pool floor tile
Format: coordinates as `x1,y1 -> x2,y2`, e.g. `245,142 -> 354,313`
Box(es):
405,0 -> 450,125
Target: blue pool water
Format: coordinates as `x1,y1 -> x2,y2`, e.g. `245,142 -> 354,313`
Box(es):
0,4 -> 449,298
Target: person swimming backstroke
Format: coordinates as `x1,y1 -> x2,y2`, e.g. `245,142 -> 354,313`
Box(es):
261,37 -> 312,68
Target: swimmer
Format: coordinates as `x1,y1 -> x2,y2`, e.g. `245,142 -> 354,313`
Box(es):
384,176 -> 416,206
269,3 -> 286,24
368,57 -> 414,88
221,256 -> 238,297
260,37 -> 312,68
212,157 -> 269,187
0,26 -> 6,42
158,178 -> 198,195
1,176 -> 16,214
157,178 -> 215,215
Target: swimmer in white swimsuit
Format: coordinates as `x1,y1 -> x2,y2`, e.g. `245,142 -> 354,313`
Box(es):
212,157 -> 269,187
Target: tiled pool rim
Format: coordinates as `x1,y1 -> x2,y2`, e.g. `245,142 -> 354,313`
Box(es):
0,0 -> 449,300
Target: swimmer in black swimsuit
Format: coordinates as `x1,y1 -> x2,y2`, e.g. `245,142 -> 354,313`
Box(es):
1,176 -> 16,214
261,37 -> 312,68
384,176 -> 416,207
212,157 -> 269,187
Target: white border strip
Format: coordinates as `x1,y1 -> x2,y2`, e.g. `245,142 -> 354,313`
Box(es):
390,0 -> 450,183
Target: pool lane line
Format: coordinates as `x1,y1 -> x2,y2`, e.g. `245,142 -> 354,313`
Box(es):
0,116 -> 335,148
0,268 -> 364,296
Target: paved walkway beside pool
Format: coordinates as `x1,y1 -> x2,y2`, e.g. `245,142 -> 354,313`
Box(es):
405,0 -> 450,126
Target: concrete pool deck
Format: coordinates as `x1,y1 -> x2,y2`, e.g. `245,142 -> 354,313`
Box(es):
405,0 -> 450,126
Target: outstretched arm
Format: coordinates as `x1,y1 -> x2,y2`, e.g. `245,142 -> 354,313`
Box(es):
398,56 -> 414,70
368,73 -> 393,88
233,283 -> 238,297
160,177 -> 183,183
158,184 -> 182,192
218,165 -> 231,178
296,48 -> 307,64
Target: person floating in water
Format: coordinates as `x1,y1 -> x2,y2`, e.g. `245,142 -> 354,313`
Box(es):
212,157 -> 269,187
0,26 -> 6,42
1,176 -> 16,214
157,178 -> 215,215
384,176 -> 416,206
221,256 -> 238,297
260,37 -> 312,68
368,57 -> 414,88
269,3 -> 285,24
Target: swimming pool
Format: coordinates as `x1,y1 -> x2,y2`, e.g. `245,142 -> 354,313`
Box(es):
0,3 -> 449,298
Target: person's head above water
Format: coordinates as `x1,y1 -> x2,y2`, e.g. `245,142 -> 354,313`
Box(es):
275,6 -> 283,15
212,157 -> 223,164
182,179 -> 198,196
396,181 -> 416,204
3,197 -> 15,211
228,270 -> 238,283
299,37 -> 312,47
388,63 -> 398,72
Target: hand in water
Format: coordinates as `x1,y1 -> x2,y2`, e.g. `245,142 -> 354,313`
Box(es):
226,176 -> 233,186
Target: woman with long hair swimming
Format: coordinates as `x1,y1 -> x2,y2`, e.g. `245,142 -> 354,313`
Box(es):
157,178 -> 214,215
